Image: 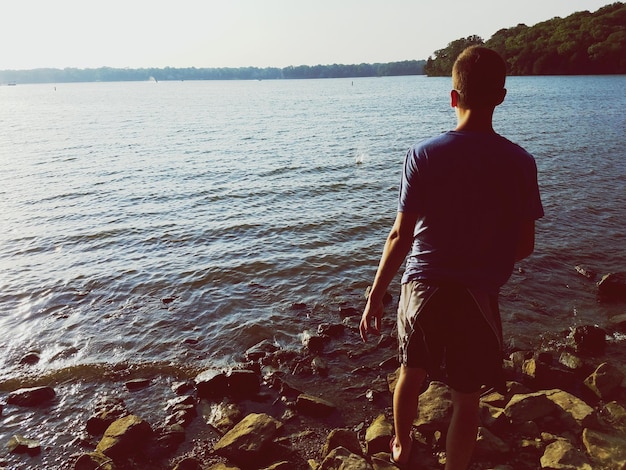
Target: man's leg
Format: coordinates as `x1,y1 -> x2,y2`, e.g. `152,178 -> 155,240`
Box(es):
392,365 -> 427,463
444,389 -> 480,470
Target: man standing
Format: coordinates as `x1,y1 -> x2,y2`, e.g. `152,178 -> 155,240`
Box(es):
359,46 -> 543,469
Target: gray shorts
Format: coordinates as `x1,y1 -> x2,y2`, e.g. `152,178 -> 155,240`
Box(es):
397,281 -> 504,393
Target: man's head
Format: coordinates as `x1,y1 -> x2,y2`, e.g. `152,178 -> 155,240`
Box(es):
452,46 -> 507,110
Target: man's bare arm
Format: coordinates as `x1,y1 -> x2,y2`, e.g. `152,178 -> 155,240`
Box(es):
515,219 -> 535,261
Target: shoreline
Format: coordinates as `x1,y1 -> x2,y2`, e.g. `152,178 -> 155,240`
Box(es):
2,306 -> 626,470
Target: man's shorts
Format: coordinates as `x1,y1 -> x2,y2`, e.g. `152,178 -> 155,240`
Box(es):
397,280 -> 503,393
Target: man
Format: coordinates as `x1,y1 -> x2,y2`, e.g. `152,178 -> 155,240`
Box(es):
359,46 -> 543,469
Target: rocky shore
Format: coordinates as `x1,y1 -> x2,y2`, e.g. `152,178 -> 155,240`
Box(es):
2,273 -> 626,470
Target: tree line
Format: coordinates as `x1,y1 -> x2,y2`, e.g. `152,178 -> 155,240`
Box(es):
425,2 -> 626,76
0,61 -> 425,85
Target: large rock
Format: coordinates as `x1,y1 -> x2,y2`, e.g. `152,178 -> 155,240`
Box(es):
504,391 -> 560,425
95,415 -> 153,459
295,394 -> 336,416
364,414 -> 393,455
583,362 -> 625,400
6,435 -> 41,455
413,381 -> 452,432
582,428 -> 626,469
540,439 -> 592,469
545,389 -> 597,429
74,452 -> 116,470
195,369 -> 229,399
322,428 -> 362,459
572,325 -> 606,355
597,272 -> 626,301
213,413 -> 282,465
474,426 -> 511,457
7,386 -> 55,407
319,446 -> 372,470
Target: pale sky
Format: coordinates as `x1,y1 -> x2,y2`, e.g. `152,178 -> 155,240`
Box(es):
0,0 -> 614,70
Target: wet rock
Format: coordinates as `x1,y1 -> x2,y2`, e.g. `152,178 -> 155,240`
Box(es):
152,424 -> 186,454
195,369 -> 229,399
600,401 -> 626,434
413,381 -> 452,433
572,325 -> 606,355
295,394 -> 336,417
302,332 -> 327,353
86,397 -> 128,436
19,351 -> 40,365
504,391 -> 560,425
540,439 -> 592,470
558,351 -> 585,373
74,451 -> 116,470
95,414 -> 153,459
582,428 -> 626,469
7,386 -> 55,407
338,306 -> 360,318
171,380 -> 195,395
212,412 -> 282,466
474,426 -> 511,457
125,378 -> 151,391
597,272 -> 626,300
364,414 -> 392,455
318,323 -> 345,337
522,358 -> 576,390
172,457 -> 205,470
200,400 -> 243,434
545,389 -> 597,429
6,435 -> 41,455
583,362 -> 625,400
290,302 -> 307,310
227,369 -> 260,397
575,265 -> 596,280
311,356 -> 329,376
321,428 -> 362,459
319,446 -> 371,469
245,340 -> 279,361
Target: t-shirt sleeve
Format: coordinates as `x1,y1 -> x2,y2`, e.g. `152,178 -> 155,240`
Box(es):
397,146 -> 422,213
523,155 -> 544,221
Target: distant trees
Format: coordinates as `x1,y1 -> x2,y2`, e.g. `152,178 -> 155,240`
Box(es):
424,2 -> 626,76
0,61 -> 426,85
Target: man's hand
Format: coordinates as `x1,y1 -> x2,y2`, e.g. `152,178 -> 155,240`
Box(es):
359,297 -> 384,342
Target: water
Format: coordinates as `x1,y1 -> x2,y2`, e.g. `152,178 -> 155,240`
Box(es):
1,75 -> 625,467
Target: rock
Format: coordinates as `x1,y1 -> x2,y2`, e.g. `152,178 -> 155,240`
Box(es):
74,452 -> 116,469
572,325 -> 606,355
205,463 -> 241,470
558,351 -> 585,372
7,386 -> 55,407
582,428 -> 626,469
19,351 -> 40,365
227,369 -> 260,397
479,403 -> 509,434
95,414 -> 153,459
195,369 -> 229,399
322,428 -> 362,459
213,413 -> 282,466
504,391 -> 560,425
600,401 -> 626,434
575,265 -> 596,280
86,397 -> 128,436
311,357 -> 329,376
261,462 -> 290,470
296,394 -> 336,417
165,395 -> 195,410
597,272 -> 626,300
522,358 -> 576,389
584,362 -> 625,400
318,323 -> 344,337
6,435 -> 41,455
125,378 -> 151,391
201,401 -> 244,434
319,446 -> 372,470
152,424 -> 186,454
364,414 -> 393,455
413,381 -> 452,432
302,333 -> 327,353
245,340 -> 279,361
171,380 -> 195,395
540,439 -> 592,469
474,426 -> 511,457
545,389 -> 597,429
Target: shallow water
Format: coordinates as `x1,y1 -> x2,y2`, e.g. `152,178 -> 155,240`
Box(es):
0,75 -> 625,468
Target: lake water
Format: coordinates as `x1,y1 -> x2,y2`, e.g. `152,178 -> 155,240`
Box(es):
1,75 -> 625,468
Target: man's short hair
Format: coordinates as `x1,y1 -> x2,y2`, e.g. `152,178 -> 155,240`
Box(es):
452,46 -> 506,109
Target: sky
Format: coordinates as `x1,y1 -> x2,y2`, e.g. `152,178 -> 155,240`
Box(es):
0,0 -> 615,70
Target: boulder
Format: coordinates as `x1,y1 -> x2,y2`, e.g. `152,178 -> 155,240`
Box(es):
95,414 -> 153,459
213,413 -> 282,466
364,414 -> 393,455
195,369 -> 229,399
201,400 -> 243,434
86,397 -> 128,436
597,272 -> 626,301
245,339 -> 279,361
504,391 -> 560,425
124,378 -> 151,391
173,457 -> 206,470
74,452 -> 116,470
319,446 -> 372,470
522,358 -> 576,389
572,325 -> 606,355
227,369 -> 260,397
600,401 -> 626,435
474,426 -> 511,457
413,381 -> 452,432
296,394 -> 336,416
583,362 -> 625,400
7,386 -> 55,407
582,428 -> 626,469
321,428 -> 362,459
545,389 -> 597,429
6,435 -> 41,455
19,351 -> 40,365
540,439 -> 592,469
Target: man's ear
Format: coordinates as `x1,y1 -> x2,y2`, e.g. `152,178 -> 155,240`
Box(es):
451,89 -> 460,108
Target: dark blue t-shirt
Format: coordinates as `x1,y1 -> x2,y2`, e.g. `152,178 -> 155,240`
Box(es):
398,130 -> 544,291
